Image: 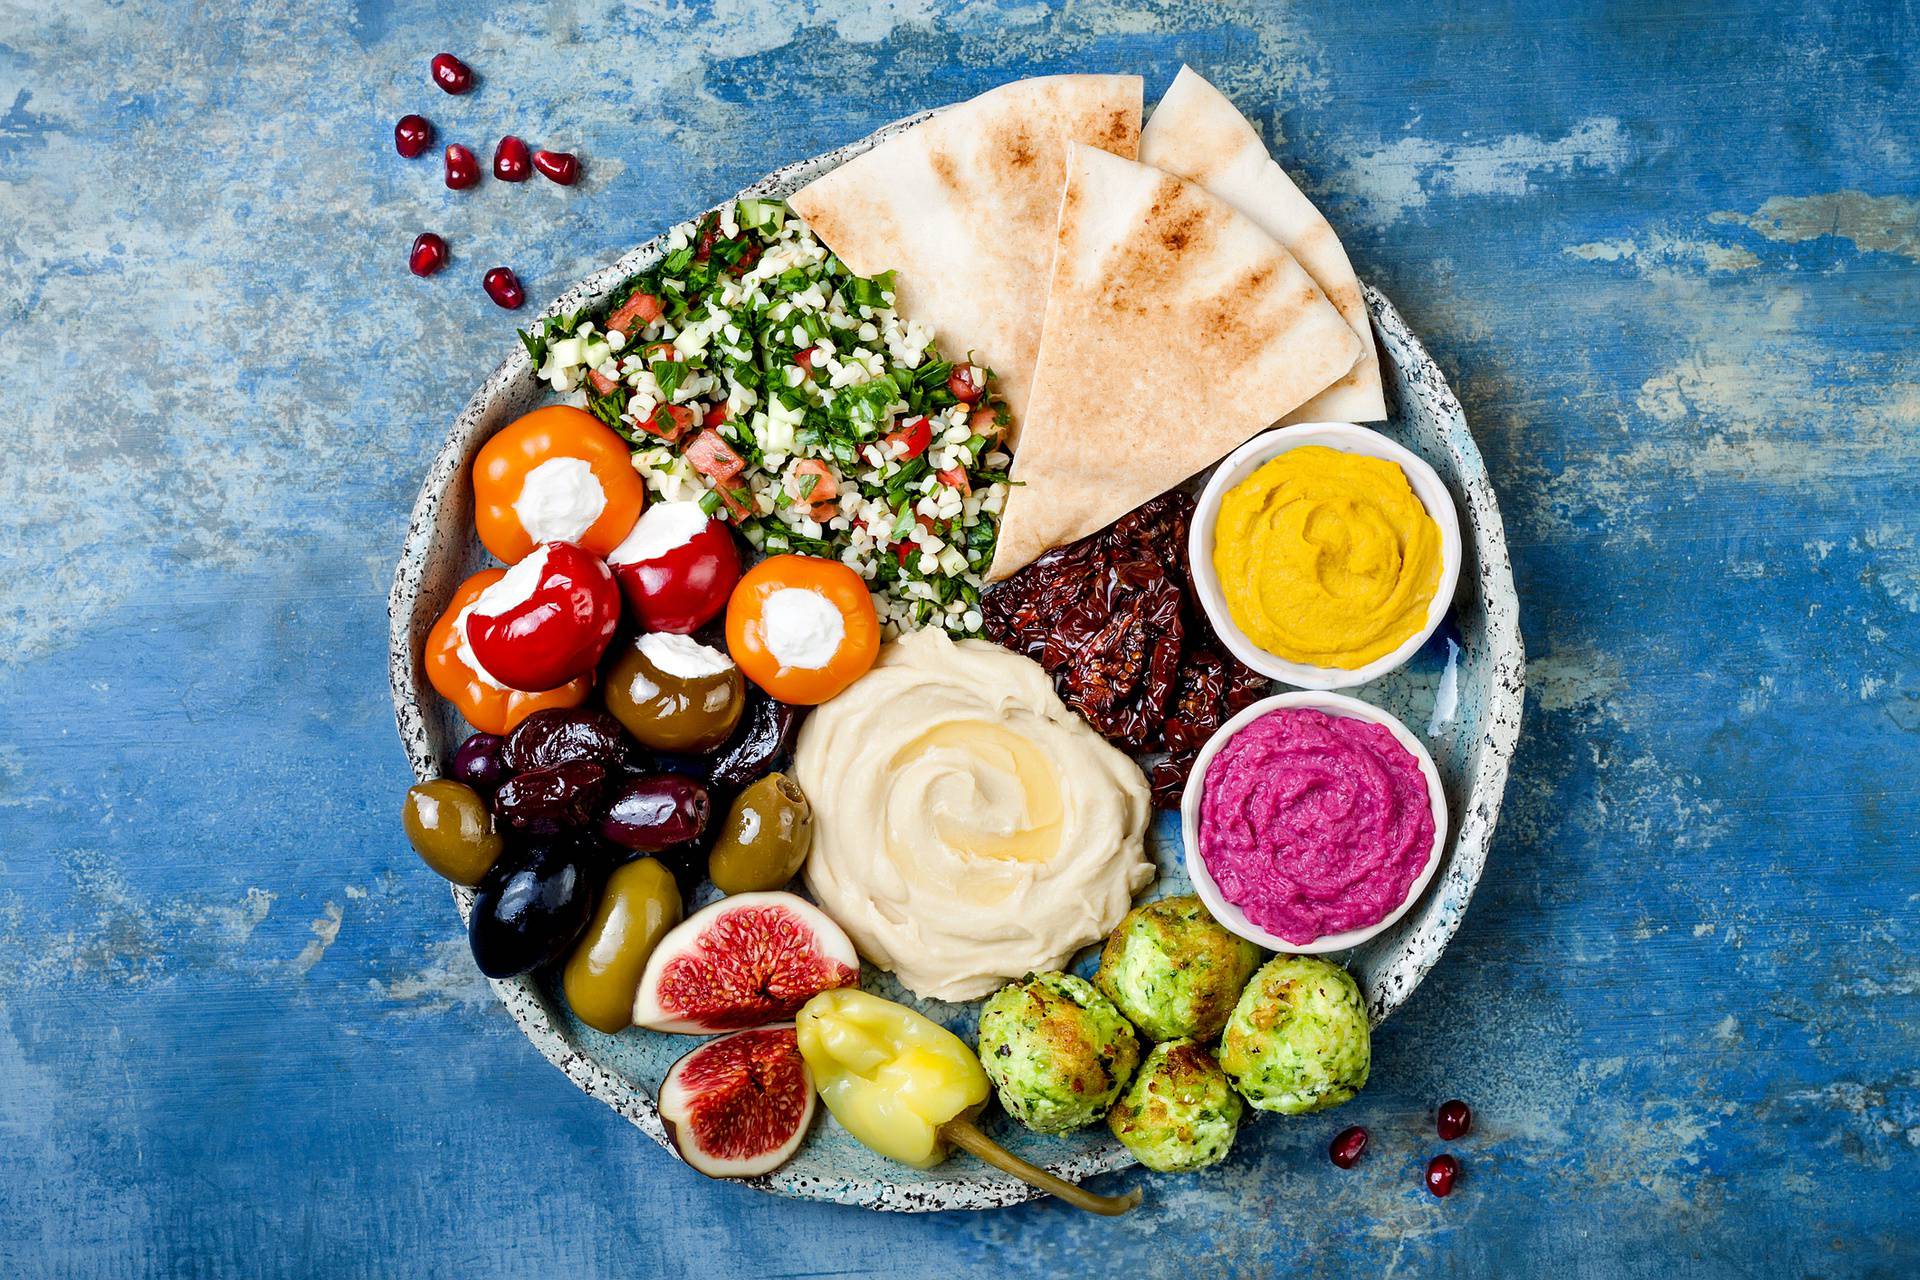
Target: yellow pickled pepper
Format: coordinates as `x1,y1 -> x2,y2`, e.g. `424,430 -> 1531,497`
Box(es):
794,988 -> 1141,1215
794,988 -> 989,1167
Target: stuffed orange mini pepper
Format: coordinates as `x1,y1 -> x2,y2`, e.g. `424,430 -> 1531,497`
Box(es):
725,555 -> 879,705
473,406 -> 646,564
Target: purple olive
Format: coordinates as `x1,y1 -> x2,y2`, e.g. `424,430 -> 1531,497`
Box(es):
450,732 -> 509,795
600,774 -> 710,852
704,689 -> 803,788
493,761 -> 608,832
503,708 -> 640,775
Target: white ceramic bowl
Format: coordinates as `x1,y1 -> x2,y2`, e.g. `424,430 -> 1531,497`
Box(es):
1189,422 -> 1463,691
1180,691 -> 1450,955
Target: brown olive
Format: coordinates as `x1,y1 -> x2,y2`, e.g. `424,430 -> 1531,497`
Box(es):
492,760 -> 608,832
603,633 -> 745,753
503,708 -> 639,774
403,779 -> 503,885
562,857 -> 683,1033
704,686 -> 803,788
707,773 -> 813,895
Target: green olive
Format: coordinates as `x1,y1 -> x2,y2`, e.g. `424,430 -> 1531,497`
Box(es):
603,634 -> 745,753
563,857 -> 683,1034
708,773 -> 814,895
403,779 -> 503,886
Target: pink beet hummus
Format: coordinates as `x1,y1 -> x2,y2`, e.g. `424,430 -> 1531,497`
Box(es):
1198,707 -> 1435,944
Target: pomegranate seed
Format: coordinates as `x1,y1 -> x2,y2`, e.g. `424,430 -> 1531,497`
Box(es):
394,114 -> 434,158
532,149 -> 580,186
483,267 -> 524,310
493,135 -> 531,182
1425,1154 -> 1459,1198
444,144 -> 480,190
1328,1126 -> 1368,1169
431,53 -> 473,94
1437,1099 -> 1472,1141
408,233 -> 449,277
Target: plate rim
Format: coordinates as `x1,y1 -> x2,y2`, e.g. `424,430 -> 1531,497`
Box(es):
385,111 -> 1526,1213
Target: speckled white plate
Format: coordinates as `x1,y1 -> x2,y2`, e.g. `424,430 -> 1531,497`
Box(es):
387,111 -> 1525,1212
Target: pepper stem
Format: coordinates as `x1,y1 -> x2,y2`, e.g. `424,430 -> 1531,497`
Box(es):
939,1117 -> 1142,1216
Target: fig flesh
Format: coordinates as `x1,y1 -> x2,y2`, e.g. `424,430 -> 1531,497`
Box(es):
659,1025 -> 816,1178
633,891 -> 857,1033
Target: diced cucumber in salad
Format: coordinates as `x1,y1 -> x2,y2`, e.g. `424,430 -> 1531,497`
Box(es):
520,199 -> 1013,638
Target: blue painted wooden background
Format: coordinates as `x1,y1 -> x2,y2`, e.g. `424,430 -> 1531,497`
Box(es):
2,1 -> 1915,1275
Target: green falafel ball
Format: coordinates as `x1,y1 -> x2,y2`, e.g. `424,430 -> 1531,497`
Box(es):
1107,1038 -> 1244,1172
1218,955 -> 1370,1114
1096,894 -> 1262,1042
977,972 -> 1141,1133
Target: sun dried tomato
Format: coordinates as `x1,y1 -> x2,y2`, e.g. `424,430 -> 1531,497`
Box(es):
984,490 -> 1270,803
1148,751 -> 1199,810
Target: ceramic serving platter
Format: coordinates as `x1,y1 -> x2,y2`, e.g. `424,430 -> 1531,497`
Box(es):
386,111 -> 1526,1213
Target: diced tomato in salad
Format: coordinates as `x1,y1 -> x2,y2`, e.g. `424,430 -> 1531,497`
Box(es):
586,368 -> 619,396
890,513 -> 938,565
605,291 -> 663,338
642,403 -> 695,442
714,485 -> 755,520
793,346 -> 819,372
787,459 -> 838,520
887,415 -> 932,461
968,403 -> 1004,444
937,466 -> 971,496
702,401 -> 731,429
947,365 -> 982,403
685,429 -> 746,483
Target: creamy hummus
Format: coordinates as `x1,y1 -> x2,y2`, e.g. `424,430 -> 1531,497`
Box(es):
1199,707 -> 1434,944
1213,446 -> 1442,669
796,628 -> 1153,1001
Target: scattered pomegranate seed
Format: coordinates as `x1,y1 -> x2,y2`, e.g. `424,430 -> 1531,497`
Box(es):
444,144 -> 480,190
1328,1126 -> 1368,1169
1425,1154 -> 1459,1198
408,233 -> 449,277
483,267 -> 525,309
1437,1100 -> 1472,1141
394,114 -> 434,158
493,135 -> 531,182
431,53 -> 473,95
532,149 -> 580,186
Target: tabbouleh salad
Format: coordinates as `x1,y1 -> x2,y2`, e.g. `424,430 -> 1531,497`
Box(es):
520,198 -> 1012,638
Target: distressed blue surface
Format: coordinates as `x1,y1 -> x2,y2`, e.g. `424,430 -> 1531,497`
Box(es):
1,2 -> 1915,1276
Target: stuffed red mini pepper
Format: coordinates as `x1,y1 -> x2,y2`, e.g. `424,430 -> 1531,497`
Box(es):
605,501 -> 743,634
462,541 -> 622,691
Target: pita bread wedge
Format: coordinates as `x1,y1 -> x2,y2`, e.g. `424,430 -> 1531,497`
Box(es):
987,144 -> 1362,580
788,75 -> 1143,446
1139,66 -> 1386,424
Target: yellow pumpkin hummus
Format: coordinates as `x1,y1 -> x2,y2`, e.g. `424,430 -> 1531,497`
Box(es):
1212,446 -> 1442,669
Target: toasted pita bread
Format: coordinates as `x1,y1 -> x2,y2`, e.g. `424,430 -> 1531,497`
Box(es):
1139,66 -> 1385,425
788,75 -> 1143,446
987,145 -> 1362,580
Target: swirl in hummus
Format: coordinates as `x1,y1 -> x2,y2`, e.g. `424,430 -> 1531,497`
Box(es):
796,628 -> 1153,1002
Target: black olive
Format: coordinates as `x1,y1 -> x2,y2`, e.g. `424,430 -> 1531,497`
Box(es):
468,840 -> 604,978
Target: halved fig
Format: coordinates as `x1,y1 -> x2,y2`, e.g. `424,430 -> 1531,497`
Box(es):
633,891 -> 857,1033
660,1025 -> 816,1177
